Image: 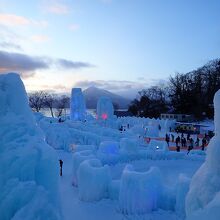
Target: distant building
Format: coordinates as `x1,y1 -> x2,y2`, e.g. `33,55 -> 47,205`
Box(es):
114,110 -> 133,117
160,113 -> 194,122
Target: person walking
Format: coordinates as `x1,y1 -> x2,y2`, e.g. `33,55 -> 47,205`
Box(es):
187,138 -> 194,155
59,159 -> 63,176
202,137 -> 207,151
195,137 -> 200,147
165,133 -> 170,147
176,136 -> 181,152
171,134 -> 174,142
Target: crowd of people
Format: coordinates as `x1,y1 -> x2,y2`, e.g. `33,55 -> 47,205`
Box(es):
165,132 -> 210,153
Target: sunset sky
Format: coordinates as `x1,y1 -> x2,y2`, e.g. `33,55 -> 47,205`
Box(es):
0,0 -> 220,98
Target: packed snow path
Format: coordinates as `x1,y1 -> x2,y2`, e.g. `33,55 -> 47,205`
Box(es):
57,150 -> 122,220
57,150 -> 202,220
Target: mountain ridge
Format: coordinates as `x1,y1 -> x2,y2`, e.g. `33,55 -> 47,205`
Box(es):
83,86 -> 131,109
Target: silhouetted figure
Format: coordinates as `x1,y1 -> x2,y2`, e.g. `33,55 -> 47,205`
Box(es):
183,137 -> 187,147
59,159 -> 63,176
195,137 -> 200,147
165,133 -> 170,147
187,133 -> 190,141
158,124 -> 161,131
202,137 -> 207,151
187,138 -> 194,155
176,136 -> 180,152
171,134 -> 174,142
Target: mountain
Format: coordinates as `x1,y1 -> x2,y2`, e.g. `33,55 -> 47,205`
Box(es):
83,86 -> 131,109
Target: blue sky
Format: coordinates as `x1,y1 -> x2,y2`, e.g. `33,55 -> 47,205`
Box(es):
0,0 -> 220,98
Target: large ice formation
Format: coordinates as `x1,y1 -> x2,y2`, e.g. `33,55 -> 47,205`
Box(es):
96,96 -> 114,120
77,159 -> 111,201
185,89 -> 220,219
149,140 -> 169,152
119,138 -> 139,155
70,88 -> 86,121
119,165 -> 162,214
97,141 -> 120,164
0,73 -> 60,219
175,174 -> 190,217
72,150 -> 95,186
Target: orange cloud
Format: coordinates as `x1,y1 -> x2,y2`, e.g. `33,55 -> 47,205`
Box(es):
0,13 -> 30,26
0,13 -> 48,27
45,3 -> 69,14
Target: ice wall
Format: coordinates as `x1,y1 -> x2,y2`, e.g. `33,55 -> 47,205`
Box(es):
0,73 -> 61,220
185,89 -> 220,219
119,165 -> 162,214
70,88 -> 86,121
96,96 -> 114,120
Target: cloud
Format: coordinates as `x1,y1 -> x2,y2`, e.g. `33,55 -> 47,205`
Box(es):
69,24 -> 79,31
0,50 -> 94,78
0,50 -> 49,77
0,13 -> 48,27
46,3 -> 69,14
41,0 -> 70,14
57,59 -> 94,69
0,13 -> 30,26
31,35 -> 50,43
0,41 -> 22,50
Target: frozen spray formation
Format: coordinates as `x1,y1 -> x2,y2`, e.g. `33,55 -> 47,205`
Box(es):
70,88 -> 86,121
185,89 -> 220,220
0,73 -> 61,220
96,96 -> 114,120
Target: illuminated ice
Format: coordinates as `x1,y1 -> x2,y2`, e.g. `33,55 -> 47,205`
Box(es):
77,159 -> 111,201
96,96 -> 114,120
119,165 -> 162,214
70,88 -> 86,121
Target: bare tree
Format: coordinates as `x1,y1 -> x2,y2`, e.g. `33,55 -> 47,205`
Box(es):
29,91 -> 47,112
55,95 -> 70,118
44,94 -> 56,117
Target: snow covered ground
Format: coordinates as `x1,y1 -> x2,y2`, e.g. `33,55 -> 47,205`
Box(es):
57,150 -> 202,220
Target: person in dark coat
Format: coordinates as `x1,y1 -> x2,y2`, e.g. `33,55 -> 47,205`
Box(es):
176,136 -> 181,152
195,137 -> 200,147
202,137 -> 207,151
187,138 -> 194,155
171,134 -> 174,142
59,159 -> 63,176
165,133 -> 170,147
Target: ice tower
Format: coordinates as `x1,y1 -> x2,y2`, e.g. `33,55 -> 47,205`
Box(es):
70,88 -> 86,121
185,89 -> 220,219
96,96 -> 114,120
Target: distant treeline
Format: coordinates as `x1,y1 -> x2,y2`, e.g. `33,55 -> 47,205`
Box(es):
129,59 -> 220,119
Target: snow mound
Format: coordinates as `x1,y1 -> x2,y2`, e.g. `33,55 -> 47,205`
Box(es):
0,73 -> 60,219
119,164 -> 162,214
77,159 -> 111,201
